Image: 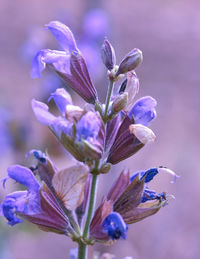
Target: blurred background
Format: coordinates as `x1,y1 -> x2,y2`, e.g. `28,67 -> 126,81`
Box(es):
0,0 -> 200,258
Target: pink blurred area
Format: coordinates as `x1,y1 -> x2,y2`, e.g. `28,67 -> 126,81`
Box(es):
0,0 -> 200,258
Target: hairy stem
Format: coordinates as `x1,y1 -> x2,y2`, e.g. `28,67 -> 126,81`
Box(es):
103,79 -> 114,122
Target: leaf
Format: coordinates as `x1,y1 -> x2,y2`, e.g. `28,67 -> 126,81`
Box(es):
52,164 -> 89,211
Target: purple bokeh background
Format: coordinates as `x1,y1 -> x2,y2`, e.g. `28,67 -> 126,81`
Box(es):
0,0 -> 199,258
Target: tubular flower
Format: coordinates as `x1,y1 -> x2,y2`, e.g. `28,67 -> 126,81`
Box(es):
32,88 -> 105,161
0,150 -> 89,235
107,73 -> 157,164
31,21 -> 97,103
90,167 -> 177,242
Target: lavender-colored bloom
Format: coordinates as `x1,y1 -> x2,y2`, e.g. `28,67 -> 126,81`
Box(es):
1,165 -> 41,226
31,21 -> 97,103
48,88 -> 72,115
90,167 -> 177,242
1,150 -> 89,234
107,95 -> 157,164
32,88 -> 104,160
47,21 -> 78,53
129,96 -> 157,126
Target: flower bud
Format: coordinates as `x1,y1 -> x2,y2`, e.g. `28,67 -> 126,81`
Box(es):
99,163 -> 111,174
101,39 -> 116,70
112,92 -> 128,114
116,48 -> 143,76
129,124 -> 156,144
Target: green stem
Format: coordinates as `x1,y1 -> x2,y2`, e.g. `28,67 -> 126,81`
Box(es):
103,80 -> 114,122
78,173 -> 98,259
83,174 -> 98,238
78,80 -> 114,258
78,241 -> 87,259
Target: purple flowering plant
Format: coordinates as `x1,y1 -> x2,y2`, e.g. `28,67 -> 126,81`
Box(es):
1,21 -> 178,259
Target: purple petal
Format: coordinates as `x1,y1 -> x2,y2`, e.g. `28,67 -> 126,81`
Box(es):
31,99 -> 56,125
7,165 -> 40,192
76,111 -> 101,141
47,21 -> 78,52
129,96 -> 157,126
51,117 -> 72,139
1,188 -> 41,226
31,49 -> 70,78
1,191 -> 27,226
48,88 -> 72,115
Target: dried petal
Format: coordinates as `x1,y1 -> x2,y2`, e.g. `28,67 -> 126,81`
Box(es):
52,164 -> 89,211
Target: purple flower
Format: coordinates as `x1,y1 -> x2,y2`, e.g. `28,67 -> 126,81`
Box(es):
129,96 -> 157,126
1,150 -> 89,235
31,21 -> 97,103
107,85 -> 157,164
32,88 -> 105,161
90,167 -> 177,242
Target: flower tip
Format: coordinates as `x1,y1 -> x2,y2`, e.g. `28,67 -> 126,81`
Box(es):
129,124 -> 156,144
26,149 -> 47,164
158,167 -> 179,183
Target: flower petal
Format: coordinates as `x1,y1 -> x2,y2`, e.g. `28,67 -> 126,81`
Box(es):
31,49 -> 70,78
48,88 -> 72,115
129,96 -> 157,126
52,164 -> 89,211
47,21 -> 78,52
76,111 -> 102,141
31,99 -> 56,125
102,212 -> 128,240
129,124 -> 156,144
1,191 -> 26,226
7,165 -> 40,192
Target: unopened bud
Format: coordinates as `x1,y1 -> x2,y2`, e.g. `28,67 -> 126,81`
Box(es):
112,92 -> 128,114
65,105 -> 84,123
129,124 -> 156,144
99,163 -> 111,174
101,39 -> 116,70
116,48 -> 143,76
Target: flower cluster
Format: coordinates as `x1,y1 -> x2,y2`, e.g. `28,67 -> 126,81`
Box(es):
1,21 -> 177,256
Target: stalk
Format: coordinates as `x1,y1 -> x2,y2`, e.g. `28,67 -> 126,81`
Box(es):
78,173 -> 98,259
103,79 -> 114,122
78,80 -> 114,258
